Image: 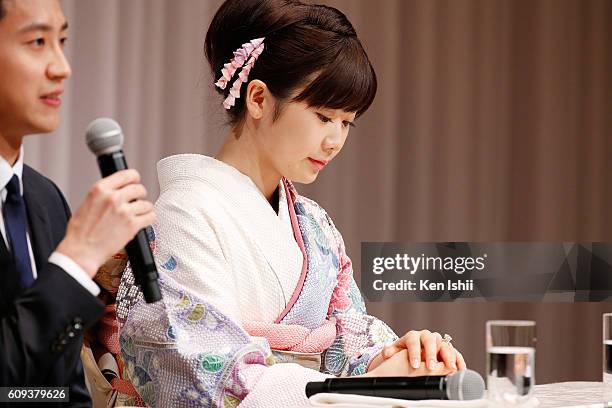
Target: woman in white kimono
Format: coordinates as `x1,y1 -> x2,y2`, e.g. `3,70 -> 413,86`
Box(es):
117,0 -> 466,406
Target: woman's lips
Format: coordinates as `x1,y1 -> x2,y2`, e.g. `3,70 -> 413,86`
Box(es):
308,158 -> 328,171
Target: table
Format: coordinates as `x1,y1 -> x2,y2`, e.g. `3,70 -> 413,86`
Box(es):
533,382 -> 608,407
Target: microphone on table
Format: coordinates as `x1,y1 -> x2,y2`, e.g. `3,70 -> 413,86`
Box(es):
305,369 -> 485,401
85,117 -> 162,303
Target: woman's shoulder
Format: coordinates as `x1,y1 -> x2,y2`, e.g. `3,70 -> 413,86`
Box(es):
155,154 -> 236,208
154,182 -> 226,225
156,154 -> 225,191
154,175 -> 229,233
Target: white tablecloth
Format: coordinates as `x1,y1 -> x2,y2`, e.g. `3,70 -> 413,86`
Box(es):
533,382 -> 609,407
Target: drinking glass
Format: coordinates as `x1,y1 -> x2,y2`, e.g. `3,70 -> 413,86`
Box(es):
486,320 -> 536,405
603,313 -> 612,405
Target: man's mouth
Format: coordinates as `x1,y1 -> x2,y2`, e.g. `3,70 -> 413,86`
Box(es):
40,91 -> 63,107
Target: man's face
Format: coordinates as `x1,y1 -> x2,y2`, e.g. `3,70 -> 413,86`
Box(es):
0,0 -> 70,137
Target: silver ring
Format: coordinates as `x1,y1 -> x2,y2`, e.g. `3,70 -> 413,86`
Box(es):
442,333 -> 453,345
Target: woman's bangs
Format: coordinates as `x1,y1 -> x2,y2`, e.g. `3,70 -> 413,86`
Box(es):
294,40 -> 377,117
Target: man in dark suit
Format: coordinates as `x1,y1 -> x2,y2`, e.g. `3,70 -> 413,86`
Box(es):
0,0 -> 155,406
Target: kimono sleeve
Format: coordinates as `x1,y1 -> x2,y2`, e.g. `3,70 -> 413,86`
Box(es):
119,195 -> 330,407
322,214 -> 399,377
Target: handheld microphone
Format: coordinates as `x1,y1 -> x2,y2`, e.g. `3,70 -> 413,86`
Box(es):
305,369 -> 485,401
85,117 -> 162,303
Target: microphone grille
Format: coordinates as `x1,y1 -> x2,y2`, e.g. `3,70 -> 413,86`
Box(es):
86,117 -> 124,156
446,369 -> 485,400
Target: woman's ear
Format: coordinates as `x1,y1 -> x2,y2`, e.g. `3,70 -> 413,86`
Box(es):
244,80 -> 269,120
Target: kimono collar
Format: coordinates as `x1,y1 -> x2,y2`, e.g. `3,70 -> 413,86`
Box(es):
156,154 -> 304,305
157,153 -> 298,204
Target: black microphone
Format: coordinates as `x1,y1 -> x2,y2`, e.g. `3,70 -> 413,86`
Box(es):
85,117 -> 162,303
305,369 -> 485,401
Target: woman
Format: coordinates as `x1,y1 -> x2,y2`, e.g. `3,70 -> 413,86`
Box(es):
118,1 -> 466,406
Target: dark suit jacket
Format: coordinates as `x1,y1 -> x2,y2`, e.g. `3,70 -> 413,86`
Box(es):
0,165 -> 104,407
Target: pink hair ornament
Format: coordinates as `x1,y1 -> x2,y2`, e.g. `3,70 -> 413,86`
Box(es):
214,37 -> 265,110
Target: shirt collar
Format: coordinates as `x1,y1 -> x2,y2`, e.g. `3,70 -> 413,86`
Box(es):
0,146 -> 25,196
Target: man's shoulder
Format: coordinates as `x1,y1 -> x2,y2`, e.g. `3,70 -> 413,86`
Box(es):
22,164 -> 67,205
23,163 -> 49,182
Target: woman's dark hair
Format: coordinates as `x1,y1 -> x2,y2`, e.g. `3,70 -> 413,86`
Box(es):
205,0 -> 377,126
0,0 -> 6,20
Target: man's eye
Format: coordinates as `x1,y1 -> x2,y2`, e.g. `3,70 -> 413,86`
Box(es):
30,38 -> 45,47
317,113 -> 332,123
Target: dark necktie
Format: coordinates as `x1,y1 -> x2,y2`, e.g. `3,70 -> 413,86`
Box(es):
3,174 -> 34,288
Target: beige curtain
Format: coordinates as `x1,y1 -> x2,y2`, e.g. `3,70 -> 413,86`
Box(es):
25,0 -> 611,383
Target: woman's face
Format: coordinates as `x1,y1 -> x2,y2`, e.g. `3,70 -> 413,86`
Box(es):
255,100 -> 356,184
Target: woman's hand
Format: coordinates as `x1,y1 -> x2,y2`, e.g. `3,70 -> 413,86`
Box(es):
362,349 -> 454,377
369,330 -> 466,373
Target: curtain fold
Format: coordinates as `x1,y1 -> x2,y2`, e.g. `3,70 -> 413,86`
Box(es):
24,0 -> 611,383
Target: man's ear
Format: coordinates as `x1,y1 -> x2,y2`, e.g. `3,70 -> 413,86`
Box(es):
244,80 -> 270,120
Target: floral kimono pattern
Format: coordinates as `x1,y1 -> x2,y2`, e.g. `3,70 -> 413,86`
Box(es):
117,170 -> 397,407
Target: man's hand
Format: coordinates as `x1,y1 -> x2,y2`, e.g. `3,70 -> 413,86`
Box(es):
56,169 -> 155,278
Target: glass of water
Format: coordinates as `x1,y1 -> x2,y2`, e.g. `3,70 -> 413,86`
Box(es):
603,313 -> 612,405
486,320 -> 536,405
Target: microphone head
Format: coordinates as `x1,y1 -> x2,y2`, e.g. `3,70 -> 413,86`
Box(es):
446,369 -> 485,400
86,117 -> 124,156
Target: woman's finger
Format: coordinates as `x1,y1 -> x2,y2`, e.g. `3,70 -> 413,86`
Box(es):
420,330 -> 438,370
410,360 -> 454,377
438,342 -> 458,370
404,331 -> 422,368
382,338 -> 403,359
456,350 -> 467,370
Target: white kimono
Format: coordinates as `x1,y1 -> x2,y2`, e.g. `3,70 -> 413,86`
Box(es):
117,154 -> 397,407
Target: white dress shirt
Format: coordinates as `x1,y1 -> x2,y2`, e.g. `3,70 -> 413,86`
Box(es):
0,147 -> 100,296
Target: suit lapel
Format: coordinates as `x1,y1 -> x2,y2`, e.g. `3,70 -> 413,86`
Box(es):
0,210 -> 20,311
22,170 -> 53,273
0,231 -> 10,265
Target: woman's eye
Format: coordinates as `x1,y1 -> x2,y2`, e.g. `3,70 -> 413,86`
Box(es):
60,37 -> 68,47
342,121 -> 355,128
317,113 -> 332,123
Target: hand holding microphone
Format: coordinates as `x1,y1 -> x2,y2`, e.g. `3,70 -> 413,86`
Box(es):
57,117 -> 161,303
84,118 -> 161,303
56,169 -> 155,279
